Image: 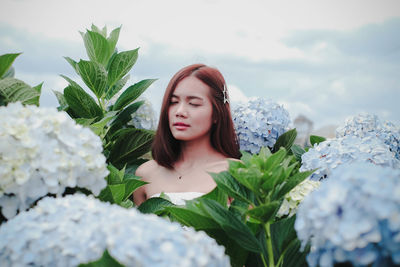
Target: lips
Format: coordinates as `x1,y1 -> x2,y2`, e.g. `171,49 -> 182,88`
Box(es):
173,122 -> 190,130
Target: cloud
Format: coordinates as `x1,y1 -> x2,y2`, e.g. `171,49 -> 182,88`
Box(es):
1,14 -> 399,130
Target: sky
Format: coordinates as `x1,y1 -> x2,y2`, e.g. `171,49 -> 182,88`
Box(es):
1,0 -> 399,130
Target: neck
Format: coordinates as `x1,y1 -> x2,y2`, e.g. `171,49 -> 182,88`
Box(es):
177,135 -> 217,168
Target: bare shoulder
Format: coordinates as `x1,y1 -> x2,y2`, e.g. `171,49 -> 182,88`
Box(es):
135,160 -> 159,181
207,157 -> 241,172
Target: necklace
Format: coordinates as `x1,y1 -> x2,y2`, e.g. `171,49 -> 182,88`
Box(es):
173,160 -> 210,180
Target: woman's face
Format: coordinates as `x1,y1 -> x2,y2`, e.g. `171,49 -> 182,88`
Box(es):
168,76 -> 214,142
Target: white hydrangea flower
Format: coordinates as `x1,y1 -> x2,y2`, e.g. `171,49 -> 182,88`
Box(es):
300,135 -> 400,181
276,179 -> 320,218
127,98 -> 158,130
232,97 -> 290,154
336,113 -> 400,159
0,102 -> 108,219
0,194 -> 230,267
295,163 -> 400,267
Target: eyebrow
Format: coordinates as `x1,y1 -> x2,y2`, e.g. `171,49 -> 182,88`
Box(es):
171,94 -> 204,101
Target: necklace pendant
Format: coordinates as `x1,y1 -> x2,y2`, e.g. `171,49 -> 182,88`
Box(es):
178,175 -> 182,179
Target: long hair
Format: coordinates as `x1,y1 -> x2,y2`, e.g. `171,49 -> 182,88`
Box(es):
152,64 -> 241,169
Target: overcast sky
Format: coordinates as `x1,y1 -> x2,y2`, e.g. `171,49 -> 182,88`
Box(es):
1,0 -> 399,129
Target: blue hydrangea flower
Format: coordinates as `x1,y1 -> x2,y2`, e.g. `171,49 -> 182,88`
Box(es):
300,135 -> 400,181
0,194 -> 230,267
232,97 -> 290,154
295,163 -> 400,267
336,113 -> 400,160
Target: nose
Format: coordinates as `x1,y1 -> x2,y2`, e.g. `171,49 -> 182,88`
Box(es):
175,102 -> 187,117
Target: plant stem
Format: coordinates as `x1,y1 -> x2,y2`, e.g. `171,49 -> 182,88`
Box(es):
265,222 -> 275,267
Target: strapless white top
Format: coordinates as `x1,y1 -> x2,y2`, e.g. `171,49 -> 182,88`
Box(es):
149,192 -> 205,205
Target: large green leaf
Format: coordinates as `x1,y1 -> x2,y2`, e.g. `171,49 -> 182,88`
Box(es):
291,144 -> 306,162
81,30 -> 112,65
108,128 -> 154,166
91,24 -> 107,37
0,78 -> 40,106
122,178 -> 147,201
64,57 -> 79,74
106,74 -> 130,100
310,135 -> 326,146
107,26 -> 121,56
246,202 -> 280,224
229,164 -> 263,193
89,111 -> 118,136
0,53 -> 21,78
272,128 -> 297,153
273,170 -> 314,201
107,49 -> 139,88
199,199 -> 263,253
166,206 -> 221,230
76,60 -> 108,98
63,85 -> 103,118
138,197 -> 175,215
112,79 -> 156,111
210,171 -> 253,205
109,100 -> 144,133
53,90 -> 69,111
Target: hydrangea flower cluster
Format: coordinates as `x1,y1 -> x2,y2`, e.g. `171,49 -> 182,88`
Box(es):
300,135 -> 400,181
336,113 -> 400,159
127,98 -> 158,130
232,97 -> 290,154
295,163 -> 400,267
0,102 -> 108,219
276,179 -> 320,218
0,194 -> 230,267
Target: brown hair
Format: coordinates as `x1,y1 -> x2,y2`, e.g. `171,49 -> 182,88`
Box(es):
152,64 -> 241,169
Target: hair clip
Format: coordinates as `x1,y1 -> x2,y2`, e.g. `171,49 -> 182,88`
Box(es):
223,86 -> 229,104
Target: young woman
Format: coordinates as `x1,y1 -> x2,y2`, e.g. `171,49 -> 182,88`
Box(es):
133,64 -> 241,206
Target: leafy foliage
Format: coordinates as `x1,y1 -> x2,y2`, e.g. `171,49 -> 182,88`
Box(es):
54,24 -> 157,206
142,131 -> 312,267
0,53 -> 42,106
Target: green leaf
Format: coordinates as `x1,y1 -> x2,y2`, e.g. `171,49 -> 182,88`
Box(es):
210,171 -> 253,205
108,128 -> 154,167
0,78 -> 40,106
2,66 -> 15,78
273,170 -> 314,201
272,129 -> 297,153
79,250 -> 124,267
120,199 -> 134,209
107,26 -> 121,56
109,100 -> 144,133
200,186 -> 229,207
106,74 -> 130,100
138,197 -> 175,215
107,49 -> 138,88
166,206 -> 221,230
0,53 -> 21,78
64,57 -> 78,73
81,30 -> 112,65
76,60 -> 108,98
32,82 -> 43,94
74,118 -> 96,126
122,178 -> 147,201
106,164 -> 124,184
64,85 -> 103,118
246,202 -> 280,224
264,148 -> 287,172
112,79 -> 157,111
89,111 -> 118,135
91,24 -> 107,37
53,90 -> 69,111
229,164 -> 263,193
291,144 -> 306,162
199,199 -> 263,253
310,135 -> 326,146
